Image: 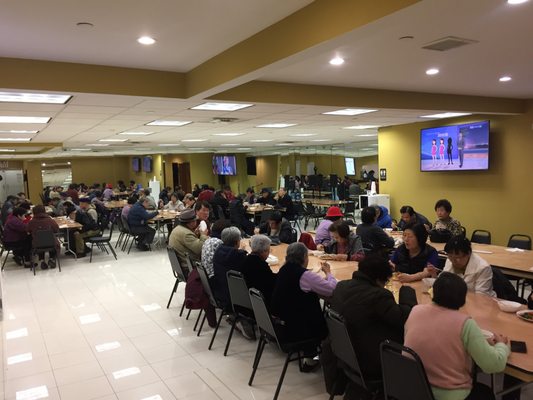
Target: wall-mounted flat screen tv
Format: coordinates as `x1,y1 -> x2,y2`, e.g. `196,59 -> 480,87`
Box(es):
132,157 -> 140,172
345,157 -> 355,175
420,120 -> 489,171
212,155 -> 237,176
143,156 -> 152,173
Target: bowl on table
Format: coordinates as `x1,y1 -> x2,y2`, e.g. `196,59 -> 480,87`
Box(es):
516,309 -> 533,323
497,300 -> 523,313
421,277 -> 436,292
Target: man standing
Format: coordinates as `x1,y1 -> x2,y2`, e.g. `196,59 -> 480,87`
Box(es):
458,130 -> 465,168
127,198 -> 158,251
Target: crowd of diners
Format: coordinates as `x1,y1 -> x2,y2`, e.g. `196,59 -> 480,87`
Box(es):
1,180 -> 533,400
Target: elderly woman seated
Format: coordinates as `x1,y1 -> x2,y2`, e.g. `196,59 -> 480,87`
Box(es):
317,221 -> 364,261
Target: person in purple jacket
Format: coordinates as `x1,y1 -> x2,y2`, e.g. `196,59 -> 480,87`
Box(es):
3,207 -> 32,266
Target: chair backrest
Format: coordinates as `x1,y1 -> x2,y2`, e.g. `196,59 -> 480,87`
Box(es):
227,270 -> 254,316
380,340 -> 435,400
459,226 -> 467,239
259,209 -> 274,224
105,221 -> 114,239
344,202 -> 355,214
471,229 -> 491,245
491,267 -> 526,303
121,216 -> 131,233
32,229 -> 56,250
325,310 -> 367,389
507,234 -> 532,250
196,263 -> 218,308
167,247 -> 187,282
249,288 -> 279,345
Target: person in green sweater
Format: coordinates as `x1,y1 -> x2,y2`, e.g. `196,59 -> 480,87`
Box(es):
404,272 -> 510,400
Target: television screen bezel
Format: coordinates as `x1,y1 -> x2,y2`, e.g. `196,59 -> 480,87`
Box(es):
142,156 -> 153,173
344,157 -> 355,175
132,157 -> 141,172
419,120 -> 490,172
212,154 -> 237,176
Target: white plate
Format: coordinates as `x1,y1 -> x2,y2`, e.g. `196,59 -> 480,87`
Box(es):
516,310 -> 533,323
480,329 -> 494,339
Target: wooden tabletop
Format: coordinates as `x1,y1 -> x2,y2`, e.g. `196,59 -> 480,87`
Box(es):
245,205 -> 281,215
105,200 -> 127,209
52,217 -> 83,229
263,242 -> 533,380
304,199 -> 352,207
149,210 -> 179,222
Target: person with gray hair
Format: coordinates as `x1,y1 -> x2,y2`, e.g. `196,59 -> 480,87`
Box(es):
242,235 -> 277,306
271,242 -> 338,371
213,226 -> 254,339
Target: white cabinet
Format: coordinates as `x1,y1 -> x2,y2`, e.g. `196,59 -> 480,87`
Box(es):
358,194 -> 390,210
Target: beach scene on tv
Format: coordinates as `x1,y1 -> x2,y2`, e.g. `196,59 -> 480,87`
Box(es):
420,121 -> 489,171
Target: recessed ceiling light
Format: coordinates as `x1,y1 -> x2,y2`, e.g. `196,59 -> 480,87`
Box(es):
86,143 -> 109,147
329,56 -> 345,66
499,76 -> 512,82
343,125 -> 380,130
137,36 -> 156,45
237,147 -> 252,151
0,130 -> 38,134
41,163 -> 46,166
355,133 -> 378,137
508,0 -> 529,4
322,109 -> 377,116
426,68 -> 440,75
289,133 -> 317,137
420,112 -> 471,119
158,144 -> 180,146
70,148 -> 91,151
250,139 -> 274,142
212,133 -> 245,136
310,139 -> 331,142
275,143 -> 291,146
0,149 -> 16,152
189,147 -> 205,150
360,148 -> 374,151
181,139 -> 207,142
0,137 -> 32,142
256,123 -> 297,128
0,116 -> 51,123
220,143 -> 240,146
119,131 -> 153,136
191,102 -> 253,111
146,120 -> 192,126
0,92 -> 71,104
99,139 -> 128,142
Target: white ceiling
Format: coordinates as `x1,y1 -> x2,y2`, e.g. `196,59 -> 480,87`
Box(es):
1,0 -> 532,159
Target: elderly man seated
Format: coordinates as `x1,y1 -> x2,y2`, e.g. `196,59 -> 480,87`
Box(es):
241,234 -> 277,306
169,208 -> 208,270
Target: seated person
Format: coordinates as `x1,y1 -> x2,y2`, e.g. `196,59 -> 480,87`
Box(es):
197,184 -> 215,203
348,182 -> 365,198
163,192 -> 185,211
275,187 -> 295,220
127,198 -> 158,251
229,195 -> 255,236
244,187 -> 256,204
271,242 -> 337,371
319,220 -> 364,261
65,205 -> 100,257
79,197 -> 98,223
3,207 -> 32,266
210,190 -> 229,219
443,236 -> 496,297
315,206 -> 344,247
141,188 -> 157,210
121,196 -> 137,220
391,223 -> 439,283
223,185 -> 235,201
201,219 -> 231,278
356,206 -> 395,251
257,211 -> 294,244
405,273 -> 510,400
182,193 -> 196,209
212,227 -> 248,310
26,205 -> 60,269
330,254 -> 417,381
257,188 -> 276,206
393,205 -> 432,231
169,209 -> 208,269
433,199 -> 462,237
241,234 -> 277,306
103,184 -> 114,201
195,201 -> 212,235
374,205 -> 393,229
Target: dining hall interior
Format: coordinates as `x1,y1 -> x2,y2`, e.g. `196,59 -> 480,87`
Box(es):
1,1 -> 533,399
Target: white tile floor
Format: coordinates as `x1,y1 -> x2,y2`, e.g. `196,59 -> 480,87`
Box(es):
0,244 -> 329,400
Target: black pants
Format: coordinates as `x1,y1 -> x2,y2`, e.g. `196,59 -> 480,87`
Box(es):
466,382 -> 495,400
5,237 -> 32,260
130,225 -> 156,246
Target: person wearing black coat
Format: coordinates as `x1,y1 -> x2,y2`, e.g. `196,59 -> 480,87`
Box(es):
329,254 -> 417,383
241,234 -> 277,306
229,196 -> 255,236
258,211 -> 294,244
356,206 -> 394,251
210,190 -> 230,219
257,188 -> 276,206
276,187 -> 295,220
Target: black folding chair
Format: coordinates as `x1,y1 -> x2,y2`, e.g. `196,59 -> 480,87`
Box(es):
87,222 -> 117,263
166,247 -> 189,315
31,230 -> 61,275
506,234 -> 532,294
196,263 -> 228,343
0,227 -> 27,270
326,310 -> 381,399
471,229 -> 491,244
224,270 -> 256,356
259,209 -> 274,225
248,288 -> 322,400
380,340 -> 435,400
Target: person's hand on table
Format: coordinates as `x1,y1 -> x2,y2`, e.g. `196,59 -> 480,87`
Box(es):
389,260 -> 396,271
488,333 -> 509,346
316,244 -> 324,251
391,221 -> 397,230
397,273 -> 416,283
425,263 -> 439,278
320,261 -> 331,275
331,254 -> 347,261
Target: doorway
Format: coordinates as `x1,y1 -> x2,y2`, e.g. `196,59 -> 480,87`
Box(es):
172,162 -> 191,193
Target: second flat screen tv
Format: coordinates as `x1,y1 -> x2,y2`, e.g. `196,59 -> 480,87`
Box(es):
143,156 -> 152,173
420,120 -> 489,171
345,157 -> 355,175
212,155 -> 237,176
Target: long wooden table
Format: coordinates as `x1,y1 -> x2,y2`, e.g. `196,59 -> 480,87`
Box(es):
53,217 -> 83,257
304,199 -> 352,207
263,242 -> 533,384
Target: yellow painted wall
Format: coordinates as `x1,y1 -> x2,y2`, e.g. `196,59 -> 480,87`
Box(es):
356,155 -> 379,178
71,157 -> 130,186
256,155 -> 280,189
23,160 -> 44,203
128,154 -> 164,188
379,106 -> 533,246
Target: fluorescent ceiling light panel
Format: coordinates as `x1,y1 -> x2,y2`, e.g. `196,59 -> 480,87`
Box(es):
70,148 -> 91,151
250,139 -> 273,142
322,109 -> 377,116
140,395 -> 163,400
0,92 -> 71,104
0,148 -> 16,152
356,133 -> 378,137
276,143 -> 291,146
256,123 -> 297,128
15,385 -> 49,400
146,120 -> 192,126
86,143 -> 109,147
0,138 -> 32,142
191,102 -> 253,111
99,139 -> 128,142
420,112 -> 472,119
138,36 -> 156,45
7,352 -> 33,365
6,327 -> 29,340
95,341 -> 121,352
119,131 -> 153,136
237,147 -> 252,150
79,313 -> 101,324
212,133 -> 245,136
181,139 -> 207,142
220,143 -> 240,146
311,139 -> 331,142
343,125 -> 380,130
158,144 -> 180,146
0,116 -> 51,123
425,68 -> 440,76
0,130 -> 38,134
289,133 -> 317,137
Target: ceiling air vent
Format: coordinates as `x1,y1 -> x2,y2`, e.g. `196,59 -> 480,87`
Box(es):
422,36 -> 478,51
211,117 -> 239,123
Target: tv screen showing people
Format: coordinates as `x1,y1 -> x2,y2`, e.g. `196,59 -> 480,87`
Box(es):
345,157 -> 355,175
212,155 -> 237,176
420,120 -> 489,171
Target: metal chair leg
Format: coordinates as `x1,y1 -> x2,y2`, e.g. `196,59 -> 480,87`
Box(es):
248,336 -> 266,386
197,312 -> 207,337
273,352 -> 293,400
108,243 -> 117,260
223,316 -> 237,356
193,309 -> 203,331
179,299 -> 186,316
208,310 -> 225,350
167,278 -> 179,309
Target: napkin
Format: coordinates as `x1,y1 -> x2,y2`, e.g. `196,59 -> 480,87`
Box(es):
266,255 -> 279,266
506,248 -> 525,253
